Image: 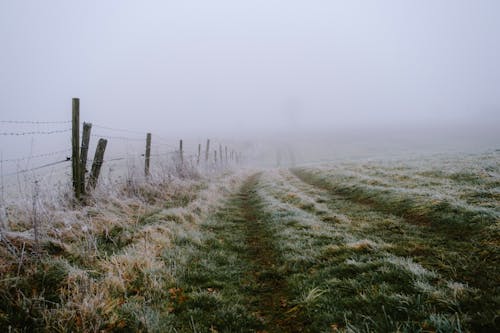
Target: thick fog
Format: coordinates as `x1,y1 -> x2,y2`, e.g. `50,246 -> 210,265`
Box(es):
1,0 -> 499,167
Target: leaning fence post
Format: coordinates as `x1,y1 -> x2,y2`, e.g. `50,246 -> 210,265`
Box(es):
145,133 -> 151,177
72,98 -> 81,199
87,139 -> 107,190
79,122 -> 92,195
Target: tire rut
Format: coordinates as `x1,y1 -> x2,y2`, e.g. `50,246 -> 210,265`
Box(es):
237,173 -> 304,333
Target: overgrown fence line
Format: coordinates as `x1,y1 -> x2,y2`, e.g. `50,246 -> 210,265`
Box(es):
0,97 -> 244,200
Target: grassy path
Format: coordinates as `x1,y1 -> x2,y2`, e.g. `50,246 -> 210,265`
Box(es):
171,173 -> 303,332
169,169 -> 497,331
238,173 -> 302,332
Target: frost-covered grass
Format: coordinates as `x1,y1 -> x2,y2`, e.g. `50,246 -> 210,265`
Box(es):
305,150 -> 499,215
255,169 -> 481,332
287,151 -> 499,331
1,151 -> 498,331
0,160 -> 245,332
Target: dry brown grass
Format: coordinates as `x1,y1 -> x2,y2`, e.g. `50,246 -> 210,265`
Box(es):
0,162 -> 247,331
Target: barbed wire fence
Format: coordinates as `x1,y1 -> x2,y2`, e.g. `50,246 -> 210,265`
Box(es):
0,118 -> 73,200
0,98 -> 243,202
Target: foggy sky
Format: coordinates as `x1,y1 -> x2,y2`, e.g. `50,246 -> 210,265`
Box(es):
1,0 -> 499,137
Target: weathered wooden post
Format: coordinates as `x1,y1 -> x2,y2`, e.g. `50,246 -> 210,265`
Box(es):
87,139 -> 107,190
197,143 -> 201,165
214,150 -> 217,165
225,146 -> 228,164
145,133 -> 151,177
179,139 -> 184,165
79,122 -> 92,195
205,139 -> 210,163
72,98 -> 81,199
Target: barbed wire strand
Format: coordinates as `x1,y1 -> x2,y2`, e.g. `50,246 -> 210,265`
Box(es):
86,150 -> 178,164
91,134 -> 144,142
0,120 -> 70,124
87,123 -> 214,150
0,119 -> 232,182
1,163 -> 71,191
91,125 -> 179,146
151,142 -> 177,149
149,151 -> 178,157
92,124 -> 146,136
3,159 -> 71,177
0,128 -> 71,136
151,134 -> 177,143
0,149 -> 71,163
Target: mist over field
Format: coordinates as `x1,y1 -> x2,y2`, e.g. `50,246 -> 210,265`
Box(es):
2,2 -> 500,332
1,0 -> 499,168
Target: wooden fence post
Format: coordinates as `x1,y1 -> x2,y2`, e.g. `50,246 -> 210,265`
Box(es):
225,146 -> 228,164
197,143 -> 201,165
179,139 -> 183,165
87,139 -> 107,190
214,150 -> 217,165
205,139 -> 210,163
72,98 -> 81,199
79,122 -> 92,195
145,133 -> 151,177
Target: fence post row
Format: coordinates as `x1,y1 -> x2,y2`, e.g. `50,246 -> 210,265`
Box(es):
79,122 -> 92,195
87,139 -> 107,190
72,98 -> 81,199
67,100 -> 241,196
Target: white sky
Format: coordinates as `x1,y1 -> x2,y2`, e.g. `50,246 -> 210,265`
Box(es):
1,0 -> 499,140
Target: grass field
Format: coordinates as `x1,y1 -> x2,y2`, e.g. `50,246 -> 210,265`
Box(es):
0,151 -> 498,332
